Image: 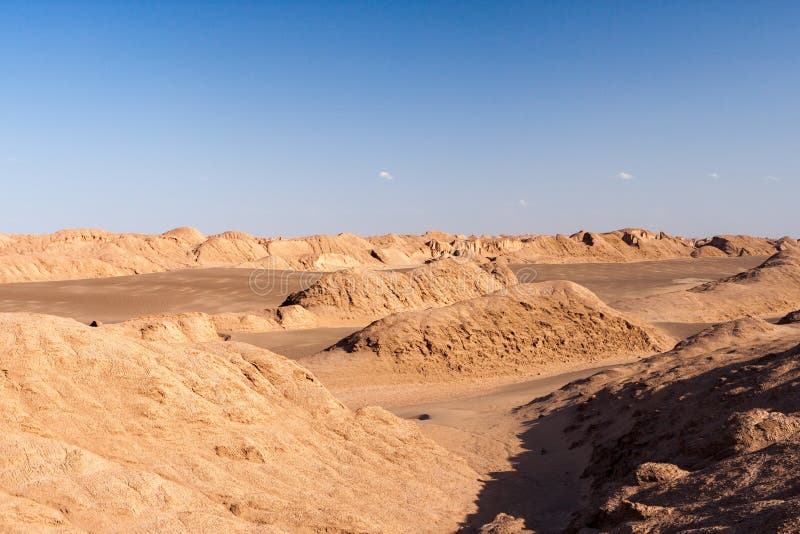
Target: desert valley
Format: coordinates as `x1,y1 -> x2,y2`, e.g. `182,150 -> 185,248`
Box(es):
6,1 -> 800,531
1,227 -> 799,532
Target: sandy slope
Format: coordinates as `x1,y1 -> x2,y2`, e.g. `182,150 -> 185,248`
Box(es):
618,245 -> 800,323
230,326 -> 363,359
101,306 -> 320,343
312,281 -> 670,383
0,313 -> 479,532
0,227 -> 786,283
282,258 -> 517,321
480,319 -> 800,533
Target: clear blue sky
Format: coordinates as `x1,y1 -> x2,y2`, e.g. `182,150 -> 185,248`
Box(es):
1,1 -> 797,238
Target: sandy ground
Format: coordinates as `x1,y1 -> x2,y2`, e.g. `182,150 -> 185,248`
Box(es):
311,359 -> 636,532
0,257 -> 762,325
0,268 -> 320,324
515,256 -> 765,303
230,327 -> 362,358
0,255 -> 774,532
396,364 -> 627,531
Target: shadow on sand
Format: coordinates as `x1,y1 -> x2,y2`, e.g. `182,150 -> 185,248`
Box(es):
462,342 -> 800,533
460,401 -> 590,533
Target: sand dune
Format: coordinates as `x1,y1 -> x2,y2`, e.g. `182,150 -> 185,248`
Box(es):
309,281 -> 671,382
282,258 -> 517,321
670,316 -> 779,355
0,227 -> 785,283
103,305 -> 320,344
0,313 -> 479,532
102,311 -> 229,343
618,245 -> 800,322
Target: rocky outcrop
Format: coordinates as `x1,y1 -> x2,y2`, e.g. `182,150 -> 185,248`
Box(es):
778,309 -> 800,324
162,226 -> 207,245
211,305 -> 319,333
693,234 -> 781,257
670,317 -> 779,355
103,311 -> 226,343
479,513 -> 534,533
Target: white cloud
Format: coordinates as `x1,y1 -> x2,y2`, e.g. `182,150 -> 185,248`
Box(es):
616,171 -> 634,180
763,175 -> 781,182
378,170 -> 393,181
709,172 -> 720,179
519,199 -> 528,208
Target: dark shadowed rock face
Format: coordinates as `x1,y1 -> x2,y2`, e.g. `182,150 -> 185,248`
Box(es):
778,309 -> 800,324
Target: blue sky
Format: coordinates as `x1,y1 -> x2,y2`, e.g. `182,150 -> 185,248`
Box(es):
1,1 -> 797,237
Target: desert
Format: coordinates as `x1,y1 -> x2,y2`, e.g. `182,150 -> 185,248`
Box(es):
1,227 -> 799,532
5,3 -> 799,532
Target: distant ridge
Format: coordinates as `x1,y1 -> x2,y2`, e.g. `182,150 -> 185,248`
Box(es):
0,227 -> 790,283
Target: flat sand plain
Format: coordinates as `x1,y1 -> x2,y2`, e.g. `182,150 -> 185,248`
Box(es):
0,267 -> 321,324
515,256 -> 765,302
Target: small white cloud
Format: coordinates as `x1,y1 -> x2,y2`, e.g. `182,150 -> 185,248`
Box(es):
519,199 -> 528,208
616,171 -> 634,180
378,170 -> 393,181
709,172 -> 720,179
763,175 -> 781,182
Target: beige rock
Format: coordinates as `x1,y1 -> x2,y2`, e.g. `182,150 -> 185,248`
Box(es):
479,513 -> 534,533
634,462 -> 689,485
